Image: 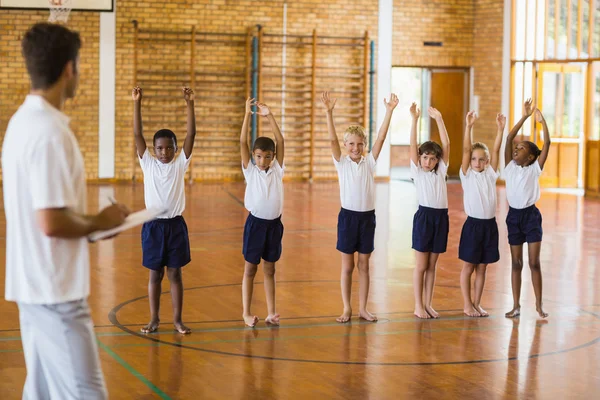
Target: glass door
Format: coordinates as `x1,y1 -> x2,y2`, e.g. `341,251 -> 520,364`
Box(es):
536,63 -> 586,188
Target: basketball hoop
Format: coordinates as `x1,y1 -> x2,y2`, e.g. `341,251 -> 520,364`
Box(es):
48,0 -> 73,23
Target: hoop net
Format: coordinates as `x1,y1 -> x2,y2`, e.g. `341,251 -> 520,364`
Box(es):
48,0 -> 73,23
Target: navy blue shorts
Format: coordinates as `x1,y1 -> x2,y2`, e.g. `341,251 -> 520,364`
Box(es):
459,216 -> 500,264
336,208 -> 376,255
412,206 -> 449,254
506,205 -> 543,245
243,213 -> 284,265
141,216 -> 191,270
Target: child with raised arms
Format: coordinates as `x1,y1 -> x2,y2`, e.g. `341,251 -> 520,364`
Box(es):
503,99 -> 551,319
458,110 -> 505,317
133,86 -> 196,334
239,98 -> 285,327
321,91 -> 398,323
409,103 -> 450,319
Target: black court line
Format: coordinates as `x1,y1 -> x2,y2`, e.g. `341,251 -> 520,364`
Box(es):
225,188 -> 245,207
108,280 -> 600,366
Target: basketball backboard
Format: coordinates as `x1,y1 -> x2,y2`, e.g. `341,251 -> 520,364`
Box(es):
0,0 -> 113,12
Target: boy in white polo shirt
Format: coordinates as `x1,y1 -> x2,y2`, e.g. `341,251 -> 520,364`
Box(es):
2,23 -> 128,399
132,86 -> 197,334
503,99 -> 552,319
458,111 -> 505,318
320,91 -> 398,324
240,98 -> 285,327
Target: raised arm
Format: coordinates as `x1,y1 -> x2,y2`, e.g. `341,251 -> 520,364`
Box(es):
240,97 -> 254,169
409,103 -> 420,166
132,86 -> 146,158
182,87 -> 196,158
491,113 -> 506,171
321,92 -> 341,162
428,107 -> 450,165
462,111 -> 477,175
535,109 -> 551,169
505,98 -> 534,165
255,102 -> 285,166
371,93 -> 399,161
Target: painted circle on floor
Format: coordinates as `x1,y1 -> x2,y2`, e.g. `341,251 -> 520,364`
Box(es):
108,280 -> 600,365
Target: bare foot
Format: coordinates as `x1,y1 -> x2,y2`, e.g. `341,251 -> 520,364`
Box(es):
243,315 -> 259,327
425,306 -> 440,319
414,307 -> 430,319
463,305 -> 481,318
474,304 -> 489,317
536,305 -> 549,318
140,319 -> 159,333
174,322 -> 191,334
336,309 -> 352,323
265,314 -> 280,326
505,307 -> 521,318
359,310 -> 378,322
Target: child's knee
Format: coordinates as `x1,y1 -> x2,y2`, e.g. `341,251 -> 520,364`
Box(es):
263,263 -> 276,277
341,263 -> 354,275
357,261 -> 370,274
528,261 -> 541,271
426,262 -> 437,271
149,269 -> 165,284
511,259 -> 523,270
167,267 -> 182,283
244,263 -> 258,277
462,264 -> 475,273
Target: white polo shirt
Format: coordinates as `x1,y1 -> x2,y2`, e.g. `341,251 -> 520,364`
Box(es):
333,153 -> 377,212
459,166 -> 499,219
139,149 -> 191,219
2,95 -> 89,304
410,159 -> 449,209
503,160 -> 542,209
242,160 -> 284,220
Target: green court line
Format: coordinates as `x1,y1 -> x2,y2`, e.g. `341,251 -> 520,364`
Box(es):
96,339 -> 171,400
0,331 -> 141,342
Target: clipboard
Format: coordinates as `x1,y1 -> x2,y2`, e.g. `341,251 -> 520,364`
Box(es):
88,207 -> 166,242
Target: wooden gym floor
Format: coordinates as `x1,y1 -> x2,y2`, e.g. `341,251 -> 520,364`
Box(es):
1,179 -> 599,399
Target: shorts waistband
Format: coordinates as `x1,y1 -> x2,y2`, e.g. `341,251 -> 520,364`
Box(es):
340,208 -> 375,216
508,204 -> 537,213
418,205 -> 448,214
249,213 -> 281,223
466,216 -> 496,222
154,215 -> 184,222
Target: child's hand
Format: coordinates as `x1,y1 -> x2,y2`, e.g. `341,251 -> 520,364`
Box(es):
132,86 -> 142,102
409,102 -> 420,119
428,107 -> 442,120
466,110 -> 478,127
320,91 -> 337,112
523,98 -> 534,116
496,113 -> 507,129
245,97 -> 256,115
384,93 -> 399,111
255,101 -> 271,117
182,87 -> 194,102
534,109 -> 545,123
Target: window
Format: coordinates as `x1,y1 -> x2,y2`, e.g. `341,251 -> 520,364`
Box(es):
389,67 -> 430,145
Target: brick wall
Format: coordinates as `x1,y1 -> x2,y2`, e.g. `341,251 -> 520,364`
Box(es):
391,145 -> 411,167
472,0 -> 505,146
115,0 -> 378,181
391,0 -> 504,153
0,11 -> 100,179
393,0 -> 474,67
0,0 -> 505,181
